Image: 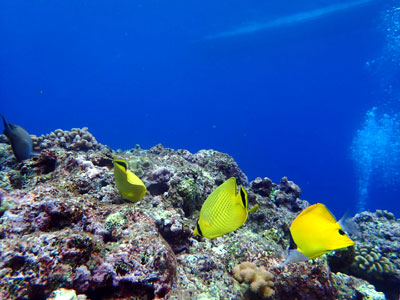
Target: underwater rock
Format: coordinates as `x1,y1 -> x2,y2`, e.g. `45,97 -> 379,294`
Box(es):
279,176 -> 301,197
332,272 -> 386,300
250,177 -> 275,197
0,188 -> 177,299
0,127 -> 398,300
116,144 -> 247,216
328,210 -> 400,300
155,216 -> 192,254
0,134 -> 8,144
46,288 -> 87,300
270,177 -> 306,212
30,150 -> 58,175
273,261 -> 337,299
190,149 -> 248,186
147,167 -> 173,196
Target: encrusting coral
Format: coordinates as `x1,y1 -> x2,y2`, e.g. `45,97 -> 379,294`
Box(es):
328,209 -> 400,300
233,261 -> 275,298
0,127 -> 397,299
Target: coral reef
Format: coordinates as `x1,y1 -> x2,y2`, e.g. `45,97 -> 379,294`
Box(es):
354,245 -> 394,276
0,189 -> 176,299
32,128 -> 101,151
250,177 -> 275,197
332,272 -> 386,300
328,210 -> 400,300
273,176 -> 306,212
274,260 -> 337,299
232,261 -> 275,298
0,127 -> 398,300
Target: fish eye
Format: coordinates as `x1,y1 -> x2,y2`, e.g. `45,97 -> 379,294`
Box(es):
338,229 -> 345,235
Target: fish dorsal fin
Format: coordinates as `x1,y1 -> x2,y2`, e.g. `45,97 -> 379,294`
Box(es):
1,114 -> 8,130
1,115 -> 12,136
114,159 -> 128,172
290,203 -> 338,242
295,203 -> 337,225
8,123 -> 18,130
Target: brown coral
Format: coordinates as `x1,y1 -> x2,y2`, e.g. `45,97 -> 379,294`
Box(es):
233,262 -> 275,298
32,127 -> 101,151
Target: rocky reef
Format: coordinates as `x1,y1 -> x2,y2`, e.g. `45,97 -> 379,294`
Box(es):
0,128 -> 396,300
328,210 -> 400,300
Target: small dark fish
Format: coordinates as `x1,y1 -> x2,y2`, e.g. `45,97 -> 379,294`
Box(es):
1,115 -> 33,161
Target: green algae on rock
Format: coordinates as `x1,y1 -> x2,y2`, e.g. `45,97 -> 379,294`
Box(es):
0,128 -> 399,300
328,210 -> 400,300
332,272 -> 386,300
104,210 -> 128,232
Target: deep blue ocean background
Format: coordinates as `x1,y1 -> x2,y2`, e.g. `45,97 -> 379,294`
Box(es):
1,0 -> 399,217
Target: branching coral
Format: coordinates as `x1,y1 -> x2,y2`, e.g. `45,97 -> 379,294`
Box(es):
233,261 -> 275,298
33,128 -> 100,151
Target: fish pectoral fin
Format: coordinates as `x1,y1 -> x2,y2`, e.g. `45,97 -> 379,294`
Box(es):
280,249 -> 309,267
203,220 -> 211,228
248,204 -> 259,213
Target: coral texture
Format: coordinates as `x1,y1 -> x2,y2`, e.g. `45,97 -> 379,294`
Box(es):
0,128 -> 398,300
332,272 -> 386,300
328,210 -> 400,300
32,128 -> 101,151
232,261 -> 275,298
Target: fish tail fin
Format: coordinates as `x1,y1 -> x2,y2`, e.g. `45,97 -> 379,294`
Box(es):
1,114 -> 9,131
248,204 -> 259,213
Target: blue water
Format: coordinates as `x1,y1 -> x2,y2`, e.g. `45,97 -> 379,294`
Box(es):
1,0 -> 399,217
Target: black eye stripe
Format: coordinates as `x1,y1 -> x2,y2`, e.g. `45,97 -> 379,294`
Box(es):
338,229 -> 345,235
240,188 -> 246,208
115,160 -> 127,170
196,221 -> 203,236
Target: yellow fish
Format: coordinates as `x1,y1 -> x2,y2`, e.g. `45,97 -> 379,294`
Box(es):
193,177 -> 259,239
282,203 -> 355,265
113,157 -> 146,203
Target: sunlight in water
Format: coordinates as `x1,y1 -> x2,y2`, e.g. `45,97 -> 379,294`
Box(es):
351,107 -> 400,211
205,0 -> 374,39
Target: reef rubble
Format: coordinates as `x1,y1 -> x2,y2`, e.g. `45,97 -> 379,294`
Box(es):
0,128 -> 396,300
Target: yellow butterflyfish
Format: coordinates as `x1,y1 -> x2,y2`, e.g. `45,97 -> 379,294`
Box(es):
282,203 -> 356,266
113,157 -> 146,203
193,177 -> 259,239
